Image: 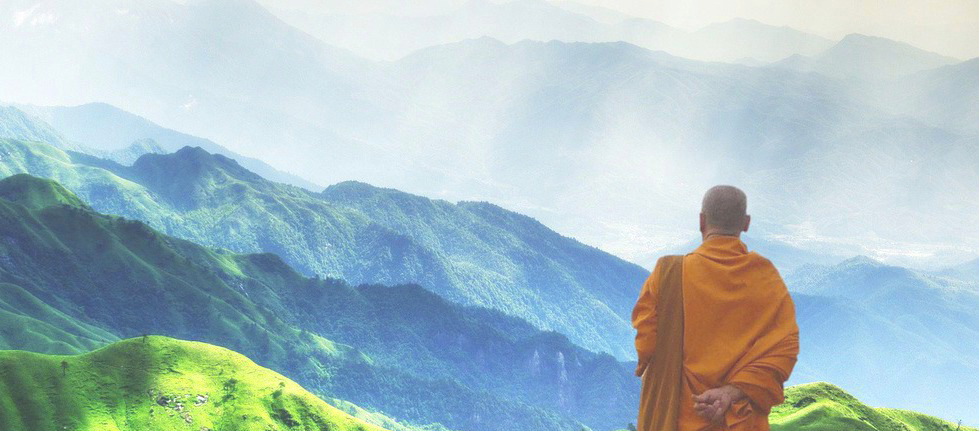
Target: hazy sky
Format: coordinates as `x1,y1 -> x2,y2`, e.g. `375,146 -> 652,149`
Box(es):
262,0 -> 979,59
577,0 -> 979,59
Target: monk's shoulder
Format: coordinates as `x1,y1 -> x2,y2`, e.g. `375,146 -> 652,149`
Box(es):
747,252 -> 789,286
746,251 -> 777,270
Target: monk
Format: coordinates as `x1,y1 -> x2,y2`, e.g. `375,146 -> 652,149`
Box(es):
632,185 -> 800,431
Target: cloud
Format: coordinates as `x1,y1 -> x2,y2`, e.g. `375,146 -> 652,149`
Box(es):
12,4 -> 57,28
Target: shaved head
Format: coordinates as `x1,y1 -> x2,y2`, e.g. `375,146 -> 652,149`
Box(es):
701,185 -> 748,235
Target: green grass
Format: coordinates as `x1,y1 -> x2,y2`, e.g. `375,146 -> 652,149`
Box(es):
0,174 -> 88,210
771,382 -> 977,431
0,282 -> 118,354
0,336 -> 389,431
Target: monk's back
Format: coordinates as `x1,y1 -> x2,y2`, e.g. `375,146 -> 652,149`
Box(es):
677,236 -> 798,430
633,186 -> 799,431
682,237 -> 787,386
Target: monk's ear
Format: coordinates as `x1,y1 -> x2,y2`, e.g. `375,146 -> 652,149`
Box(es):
699,213 -> 706,233
743,215 -> 751,233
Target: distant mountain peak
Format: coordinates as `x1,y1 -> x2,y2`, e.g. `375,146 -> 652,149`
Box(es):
838,255 -> 885,268
0,173 -> 88,211
134,146 -> 258,180
129,146 -> 264,209
700,17 -> 819,35
322,180 -> 377,194
712,17 -> 768,27
823,33 -> 957,63
835,33 -> 917,52
174,145 -> 216,159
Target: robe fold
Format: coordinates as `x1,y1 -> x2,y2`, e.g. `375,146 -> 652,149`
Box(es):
637,255 -> 684,431
632,235 -> 800,431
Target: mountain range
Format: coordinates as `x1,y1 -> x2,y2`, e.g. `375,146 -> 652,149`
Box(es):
0,172 -> 642,431
0,109 -> 646,359
1,171 -> 977,427
265,0 -> 835,63
775,33 -> 958,81
1,0 -> 978,427
18,102 -> 319,189
0,119 -> 977,424
785,257 -> 979,424
2,0 -> 976,269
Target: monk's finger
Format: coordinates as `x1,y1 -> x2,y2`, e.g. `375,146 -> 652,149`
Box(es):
712,412 -> 724,424
695,406 -> 713,419
694,403 -> 713,417
711,402 -> 726,423
693,392 -> 715,403
708,407 -> 724,422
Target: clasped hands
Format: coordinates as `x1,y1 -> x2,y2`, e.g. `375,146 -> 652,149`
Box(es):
636,361 -> 746,425
692,384 -> 745,425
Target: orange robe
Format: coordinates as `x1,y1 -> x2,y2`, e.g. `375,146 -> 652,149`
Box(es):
632,235 -> 800,430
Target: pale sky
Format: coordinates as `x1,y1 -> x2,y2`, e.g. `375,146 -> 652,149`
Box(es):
262,0 -> 979,59
576,0 -> 979,59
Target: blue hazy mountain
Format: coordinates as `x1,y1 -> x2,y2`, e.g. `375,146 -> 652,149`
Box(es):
774,33 -> 958,81
2,110 -> 979,424
937,257 -> 979,282
266,0 -> 832,63
0,0 -> 376,186
889,57 -> 979,136
2,0 -> 975,269
786,257 -> 979,425
380,37 -> 979,267
19,103 -> 320,189
0,106 -> 68,148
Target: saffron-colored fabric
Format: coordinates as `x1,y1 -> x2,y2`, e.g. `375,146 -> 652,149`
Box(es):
638,255 -> 684,431
632,235 -> 800,431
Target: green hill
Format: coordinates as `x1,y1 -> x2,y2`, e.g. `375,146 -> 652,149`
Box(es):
0,282 -> 117,354
0,173 -> 89,210
614,382 -> 977,431
0,336 -> 389,431
771,382 -> 976,431
0,174 -> 594,431
0,128 -> 645,359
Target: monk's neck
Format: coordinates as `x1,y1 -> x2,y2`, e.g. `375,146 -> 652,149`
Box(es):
702,232 -> 741,242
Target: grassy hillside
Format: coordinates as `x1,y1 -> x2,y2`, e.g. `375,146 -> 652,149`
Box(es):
0,282 -> 117,354
0,336 -> 389,431
0,174 -> 595,431
771,382 -> 976,431
614,382 -> 976,431
0,133 -> 645,359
